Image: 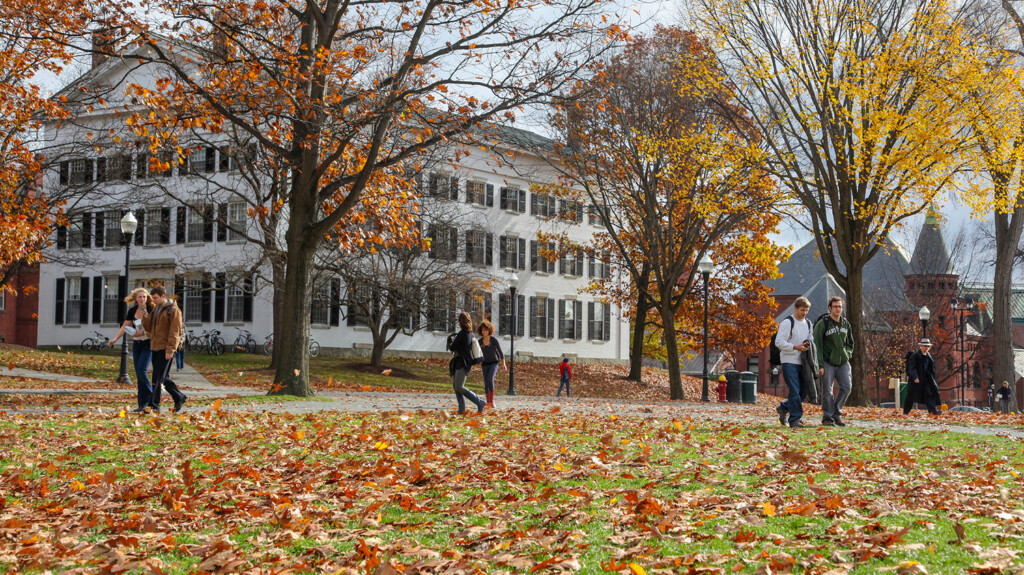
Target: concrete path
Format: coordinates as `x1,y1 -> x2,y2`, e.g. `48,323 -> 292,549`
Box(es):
0,363 -> 250,395
0,366 -> 104,384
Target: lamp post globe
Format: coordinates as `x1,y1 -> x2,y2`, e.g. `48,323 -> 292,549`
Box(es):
116,211 -> 137,384
918,305 -> 930,339
506,271 -> 519,397
698,254 -> 714,402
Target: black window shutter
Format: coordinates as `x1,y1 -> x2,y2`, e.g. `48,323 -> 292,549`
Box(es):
449,176 -> 459,200
242,276 -> 254,322
96,157 -> 107,183
530,240 -> 538,271
575,252 -> 583,276
117,275 -> 127,321
85,210 -> 96,246
55,278 -> 65,324
529,296 -> 537,338
486,184 -> 494,207
499,235 -> 507,268
137,154 -> 148,179
174,275 -> 185,318
558,299 -> 565,339
518,238 -> 526,270
575,301 -> 582,340
429,172 -> 438,196
176,207 -> 186,244
448,229 -> 458,260
530,193 -> 537,215
160,208 -> 171,244
518,190 -> 526,212
200,276 -> 212,322
576,203 -> 583,223
56,226 -> 67,249
91,276 -> 103,324
330,277 -> 341,326
588,301 -> 595,340
59,161 -> 69,186
217,203 -> 228,241
135,210 -> 145,245
516,294 -> 524,337
604,304 -> 611,341
79,279 -> 90,325
465,230 -> 473,264
203,205 -> 214,242
559,252 -> 566,275
547,299 -> 555,339
498,293 -> 507,335
485,234 -> 493,266
214,273 -> 226,323
499,187 -> 508,210
589,255 -> 595,278
205,147 -> 216,172
85,159 -> 95,184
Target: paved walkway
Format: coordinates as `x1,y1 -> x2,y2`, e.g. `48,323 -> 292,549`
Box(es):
0,364 -> 249,394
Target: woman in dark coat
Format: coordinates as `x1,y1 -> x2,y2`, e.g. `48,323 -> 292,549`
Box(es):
451,312 -> 486,414
905,339 -> 941,415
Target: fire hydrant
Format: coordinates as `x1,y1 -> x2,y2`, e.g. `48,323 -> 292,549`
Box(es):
717,375 -> 728,403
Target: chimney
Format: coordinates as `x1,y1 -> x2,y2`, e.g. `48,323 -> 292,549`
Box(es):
91,29 -> 114,69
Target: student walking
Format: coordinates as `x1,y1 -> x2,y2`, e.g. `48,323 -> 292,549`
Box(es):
109,288 -> 155,412
450,312 -> 486,414
775,297 -> 813,428
140,286 -> 189,413
557,357 -> 572,397
997,381 -> 1013,414
476,320 -> 505,409
905,339 -> 941,416
814,296 -> 854,427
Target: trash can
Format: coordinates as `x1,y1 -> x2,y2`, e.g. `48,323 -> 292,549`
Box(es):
740,371 -> 757,404
725,370 -> 742,403
899,381 -> 908,408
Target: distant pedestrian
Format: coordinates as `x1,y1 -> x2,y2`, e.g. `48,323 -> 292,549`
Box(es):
109,288 -> 155,412
997,381 -> 1013,414
175,348 -> 185,371
814,296 -> 854,427
449,311 -> 485,414
557,357 -> 572,397
904,339 -> 940,416
141,286 -> 188,413
476,320 -> 505,409
775,297 -> 813,428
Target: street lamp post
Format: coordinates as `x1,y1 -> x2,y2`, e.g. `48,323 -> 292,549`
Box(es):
506,271 -> 518,396
918,305 -> 930,340
698,254 -> 714,402
950,296 -> 975,406
116,211 -> 138,384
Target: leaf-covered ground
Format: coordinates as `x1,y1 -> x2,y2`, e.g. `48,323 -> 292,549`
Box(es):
2,407 -> 1024,574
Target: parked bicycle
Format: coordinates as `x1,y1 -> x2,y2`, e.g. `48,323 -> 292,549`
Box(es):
205,329 -> 226,356
262,334 -> 320,357
183,329 -> 199,353
189,329 -> 225,356
81,331 -> 111,352
231,328 -> 257,354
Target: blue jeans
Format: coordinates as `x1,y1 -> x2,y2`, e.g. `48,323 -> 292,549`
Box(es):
557,375 -> 571,397
175,349 -> 184,370
452,368 -> 483,413
780,363 -> 804,424
482,363 -> 499,394
131,339 -> 153,409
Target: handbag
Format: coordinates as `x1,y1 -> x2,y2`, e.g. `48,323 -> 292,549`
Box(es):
470,338 -> 483,361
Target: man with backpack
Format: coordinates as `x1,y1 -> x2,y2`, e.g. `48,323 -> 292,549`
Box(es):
141,286 -> 189,413
814,296 -> 854,427
773,297 -> 814,428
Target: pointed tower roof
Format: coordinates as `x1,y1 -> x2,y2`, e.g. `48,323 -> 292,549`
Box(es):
909,205 -> 953,275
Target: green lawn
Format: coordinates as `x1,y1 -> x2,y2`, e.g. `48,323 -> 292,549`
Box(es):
1,410 -> 1022,573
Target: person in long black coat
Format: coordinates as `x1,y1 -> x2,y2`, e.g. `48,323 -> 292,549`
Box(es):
905,339 -> 941,415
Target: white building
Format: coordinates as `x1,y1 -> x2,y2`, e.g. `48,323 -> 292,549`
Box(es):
34,47 -> 629,363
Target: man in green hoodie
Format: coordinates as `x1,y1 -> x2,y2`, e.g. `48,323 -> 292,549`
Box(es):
814,296 -> 854,426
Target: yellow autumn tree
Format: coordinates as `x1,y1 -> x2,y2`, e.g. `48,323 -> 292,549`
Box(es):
695,0 -> 978,405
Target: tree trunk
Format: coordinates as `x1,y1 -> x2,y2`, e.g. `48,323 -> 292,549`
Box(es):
268,255 -> 287,371
844,267 -> 870,406
270,231 -> 316,397
661,300 -> 685,400
627,265 -> 651,382
370,336 -> 386,368
992,211 -> 1021,410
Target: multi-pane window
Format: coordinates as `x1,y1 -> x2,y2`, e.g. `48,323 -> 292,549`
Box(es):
466,181 -> 490,206
589,252 -> 612,279
559,299 -> 583,340
188,147 -> 216,174
530,192 -> 557,218
227,202 -> 246,241
311,280 -> 331,326
218,147 -> 235,172
104,210 -> 121,247
500,187 -> 526,212
588,301 -> 612,341
588,204 -> 606,226
187,206 -> 206,243
0,290 -> 5,311
103,280 -> 120,324
67,215 -> 84,250
530,239 -> 557,274
145,207 -> 162,246
559,199 -> 583,223
499,235 -> 526,270
100,155 -> 132,182
464,292 -> 492,325
427,289 -> 456,332
226,280 -> 245,323
346,280 -> 372,327
394,287 -> 421,331
184,279 -> 203,323
428,225 -> 457,260
428,172 -> 459,200
529,295 -> 555,339
70,159 -> 91,186
497,293 -> 525,336
560,245 -> 584,277
465,230 -> 493,266
748,355 -> 759,378
66,277 -> 83,323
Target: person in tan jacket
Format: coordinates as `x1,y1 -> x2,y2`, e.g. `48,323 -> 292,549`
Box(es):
140,286 -> 188,413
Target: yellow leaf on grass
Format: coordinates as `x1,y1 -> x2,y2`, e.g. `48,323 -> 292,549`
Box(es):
763,501 -> 776,517
673,420 -> 683,431
628,563 -> 647,575
118,409 -> 126,418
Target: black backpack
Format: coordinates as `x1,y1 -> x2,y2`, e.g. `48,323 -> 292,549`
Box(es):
769,316 -> 796,366
446,332 -> 460,376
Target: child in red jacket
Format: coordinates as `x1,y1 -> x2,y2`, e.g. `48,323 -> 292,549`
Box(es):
557,357 -> 572,397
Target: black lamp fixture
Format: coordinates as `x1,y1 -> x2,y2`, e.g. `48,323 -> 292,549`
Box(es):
698,254 -> 714,402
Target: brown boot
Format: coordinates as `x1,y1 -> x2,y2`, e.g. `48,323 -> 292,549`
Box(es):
487,391 -> 495,409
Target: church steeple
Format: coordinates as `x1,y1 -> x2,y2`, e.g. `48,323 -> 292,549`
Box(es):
910,204 -> 953,275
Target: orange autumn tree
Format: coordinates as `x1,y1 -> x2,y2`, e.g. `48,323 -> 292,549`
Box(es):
549,27 -> 785,400
0,4 -> 92,290
104,0 -> 626,396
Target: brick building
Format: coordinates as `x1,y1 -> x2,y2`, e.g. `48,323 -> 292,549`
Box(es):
0,265 -> 40,348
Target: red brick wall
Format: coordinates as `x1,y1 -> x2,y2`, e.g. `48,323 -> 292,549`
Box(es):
0,265 -> 39,347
